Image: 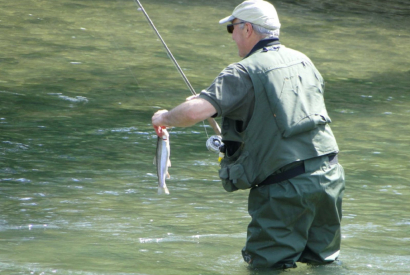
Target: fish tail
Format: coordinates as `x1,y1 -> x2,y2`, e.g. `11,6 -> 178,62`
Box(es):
158,185 -> 170,195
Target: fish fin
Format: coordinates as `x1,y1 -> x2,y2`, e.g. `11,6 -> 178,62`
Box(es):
167,159 -> 171,167
158,185 -> 170,195
166,172 -> 170,179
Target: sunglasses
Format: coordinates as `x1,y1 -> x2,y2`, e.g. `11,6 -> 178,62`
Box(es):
227,21 -> 246,33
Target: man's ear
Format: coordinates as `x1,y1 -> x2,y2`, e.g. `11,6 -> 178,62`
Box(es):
245,22 -> 253,37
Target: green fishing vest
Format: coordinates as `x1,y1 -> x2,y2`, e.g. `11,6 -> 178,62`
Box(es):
219,45 -> 339,192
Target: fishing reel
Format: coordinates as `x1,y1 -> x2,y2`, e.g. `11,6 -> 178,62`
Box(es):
206,135 -> 223,153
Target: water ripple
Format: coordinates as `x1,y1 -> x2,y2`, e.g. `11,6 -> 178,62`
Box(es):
138,233 -> 245,244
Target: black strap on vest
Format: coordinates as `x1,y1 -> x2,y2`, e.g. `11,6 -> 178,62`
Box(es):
257,154 -> 338,188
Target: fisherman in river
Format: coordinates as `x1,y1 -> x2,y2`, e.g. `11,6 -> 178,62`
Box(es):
152,0 -> 345,269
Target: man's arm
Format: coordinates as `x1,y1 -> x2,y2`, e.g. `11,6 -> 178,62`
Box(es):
152,98 -> 217,129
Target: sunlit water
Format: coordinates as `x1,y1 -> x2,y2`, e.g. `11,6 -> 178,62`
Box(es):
1,0 -> 410,274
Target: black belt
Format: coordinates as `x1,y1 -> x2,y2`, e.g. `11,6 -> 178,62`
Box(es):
257,154 -> 338,188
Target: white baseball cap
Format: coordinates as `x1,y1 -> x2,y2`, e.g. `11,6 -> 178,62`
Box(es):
219,0 -> 281,30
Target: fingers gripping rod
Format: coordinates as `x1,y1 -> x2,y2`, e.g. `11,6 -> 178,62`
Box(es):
134,0 -> 221,135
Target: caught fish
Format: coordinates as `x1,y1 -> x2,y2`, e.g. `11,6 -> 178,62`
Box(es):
154,128 -> 171,195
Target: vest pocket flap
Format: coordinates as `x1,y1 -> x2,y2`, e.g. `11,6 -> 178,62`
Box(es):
219,167 -> 229,179
229,164 -> 252,189
229,164 -> 244,181
283,113 -> 331,138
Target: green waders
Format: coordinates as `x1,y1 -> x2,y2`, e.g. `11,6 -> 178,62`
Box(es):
241,155 -> 345,269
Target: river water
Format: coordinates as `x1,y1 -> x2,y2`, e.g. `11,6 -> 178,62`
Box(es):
1,0 -> 409,274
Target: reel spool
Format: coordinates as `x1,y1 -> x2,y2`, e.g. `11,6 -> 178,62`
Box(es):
206,135 -> 223,153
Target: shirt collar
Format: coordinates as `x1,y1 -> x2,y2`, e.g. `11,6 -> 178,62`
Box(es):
245,38 -> 280,58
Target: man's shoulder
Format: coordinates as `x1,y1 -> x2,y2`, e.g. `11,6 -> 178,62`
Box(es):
239,45 -> 314,71
214,62 -> 250,80
222,62 -> 248,74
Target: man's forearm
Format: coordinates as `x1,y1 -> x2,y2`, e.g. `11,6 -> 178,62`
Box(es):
153,98 -> 217,128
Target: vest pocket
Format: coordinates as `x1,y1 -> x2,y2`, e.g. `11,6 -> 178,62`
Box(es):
266,61 -> 331,138
282,113 -> 331,138
229,163 -> 252,189
219,167 -> 239,192
219,151 -> 252,192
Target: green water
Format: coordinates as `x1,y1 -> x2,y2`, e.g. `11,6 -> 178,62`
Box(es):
1,0 -> 410,274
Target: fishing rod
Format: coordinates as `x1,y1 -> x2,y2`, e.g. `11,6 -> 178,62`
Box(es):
134,0 -> 221,136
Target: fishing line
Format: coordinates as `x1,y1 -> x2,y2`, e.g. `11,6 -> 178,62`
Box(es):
133,0 -> 196,96
102,1 -> 150,106
108,34 -> 149,105
132,0 -> 221,138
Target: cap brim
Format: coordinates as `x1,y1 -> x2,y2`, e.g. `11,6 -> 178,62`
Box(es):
219,15 -> 235,24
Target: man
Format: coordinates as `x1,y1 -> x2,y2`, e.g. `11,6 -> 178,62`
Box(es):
152,0 -> 345,269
